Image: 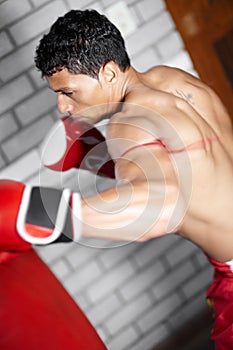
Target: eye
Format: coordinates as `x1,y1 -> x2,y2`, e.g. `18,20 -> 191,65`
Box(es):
61,91 -> 73,96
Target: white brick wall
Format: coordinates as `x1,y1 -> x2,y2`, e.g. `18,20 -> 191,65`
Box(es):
0,76 -> 34,114
0,0 -> 31,29
2,114 -> 54,161
0,38 -> 39,81
9,1 -> 68,46
15,88 -> 57,126
0,112 -> 18,143
0,1 -> 214,349
0,31 -> 14,58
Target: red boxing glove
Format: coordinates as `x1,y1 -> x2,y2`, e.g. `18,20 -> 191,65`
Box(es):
41,116 -> 115,178
0,179 -> 82,247
0,180 -> 31,254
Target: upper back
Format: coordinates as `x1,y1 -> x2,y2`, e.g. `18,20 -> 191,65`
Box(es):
139,66 -> 232,135
108,65 -> 233,162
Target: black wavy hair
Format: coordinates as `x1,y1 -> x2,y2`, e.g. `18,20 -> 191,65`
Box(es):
34,9 -> 131,79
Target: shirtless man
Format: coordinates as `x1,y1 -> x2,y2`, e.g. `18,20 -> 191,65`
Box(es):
0,9 -> 232,348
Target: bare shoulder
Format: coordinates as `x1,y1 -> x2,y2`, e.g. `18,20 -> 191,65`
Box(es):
143,65 -> 192,85
144,65 -> 232,134
145,65 -> 218,101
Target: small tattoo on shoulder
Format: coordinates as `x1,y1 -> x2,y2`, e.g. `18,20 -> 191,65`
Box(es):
173,89 -> 195,106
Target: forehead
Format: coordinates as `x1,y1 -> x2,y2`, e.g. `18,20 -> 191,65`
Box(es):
46,68 -> 96,91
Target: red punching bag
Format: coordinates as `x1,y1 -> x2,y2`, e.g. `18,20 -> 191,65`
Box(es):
0,249 -> 106,350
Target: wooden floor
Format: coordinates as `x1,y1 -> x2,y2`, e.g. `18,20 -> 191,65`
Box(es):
152,308 -> 214,350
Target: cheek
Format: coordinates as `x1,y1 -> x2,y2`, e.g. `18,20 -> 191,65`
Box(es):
99,86 -> 113,103
88,88 -> 106,105
78,81 -> 108,108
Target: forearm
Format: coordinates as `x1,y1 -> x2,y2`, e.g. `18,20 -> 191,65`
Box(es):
80,180 -> 176,242
0,148 -> 180,246
5,181 -> 175,247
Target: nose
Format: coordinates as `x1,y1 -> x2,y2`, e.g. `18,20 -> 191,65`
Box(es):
57,94 -> 74,115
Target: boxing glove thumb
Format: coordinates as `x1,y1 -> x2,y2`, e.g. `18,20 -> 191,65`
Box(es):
41,116 -> 115,178
41,116 -> 84,172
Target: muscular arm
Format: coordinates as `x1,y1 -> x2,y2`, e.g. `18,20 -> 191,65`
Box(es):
80,131 -> 183,242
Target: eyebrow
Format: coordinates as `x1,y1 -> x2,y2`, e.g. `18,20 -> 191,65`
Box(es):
50,87 -> 73,93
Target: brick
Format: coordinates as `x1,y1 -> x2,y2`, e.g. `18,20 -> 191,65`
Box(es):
95,326 -> 109,345
66,244 -> 101,269
36,242 -> 75,264
87,260 -> 134,303
85,2 -> 104,13
131,47 -> 161,72
101,0 -> 116,8
29,67 -> 47,89
0,112 -> 18,143
0,31 -> 14,58
157,30 -> 184,60
9,1 -> 68,46
99,241 -> 138,269
0,0 -> 31,30
152,260 -> 195,300
120,260 -> 165,301
106,293 -> 151,335
136,0 -> 165,22
182,264 -> 213,299
137,293 -> 182,333
0,149 -> 41,181
105,2 -> 138,38
73,293 -> 91,312
166,238 -> 198,267
86,294 -> 122,326
128,324 -> 168,350
128,5 -> 143,27
63,260 -> 102,295
106,326 -> 138,350
31,0 -> 51,7
15,88 -> 57,125
0,38 -> 39,82
195,250 -> 212,269
0,76 -> 33,115
2,114 -> 54,162
164,50 -> 194,72
0,154 -> 5,169
67,0 -> 97,9
49,259 -> 71,280
169,294 -> 209,331
123,0 -> 137,4
126,11 -> 174,56
134,235 -> 179,268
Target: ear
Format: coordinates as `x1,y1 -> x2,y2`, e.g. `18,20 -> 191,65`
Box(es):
98,62 -> 119,85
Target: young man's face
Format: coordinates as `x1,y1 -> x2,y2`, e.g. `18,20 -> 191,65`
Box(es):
47,68 -> 115,124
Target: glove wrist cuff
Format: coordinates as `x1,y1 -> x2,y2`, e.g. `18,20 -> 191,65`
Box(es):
17,186 -> 72,245
71,192 -> 82,242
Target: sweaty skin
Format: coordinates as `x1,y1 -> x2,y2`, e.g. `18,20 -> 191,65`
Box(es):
47,64 -> 233,262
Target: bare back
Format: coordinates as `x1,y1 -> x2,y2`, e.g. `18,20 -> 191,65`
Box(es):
108,66 -> 233,261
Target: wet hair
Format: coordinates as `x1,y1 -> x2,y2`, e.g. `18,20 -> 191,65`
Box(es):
34,9 -> 130,79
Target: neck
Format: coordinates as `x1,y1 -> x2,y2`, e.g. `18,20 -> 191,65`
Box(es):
118,66 -> 139,99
